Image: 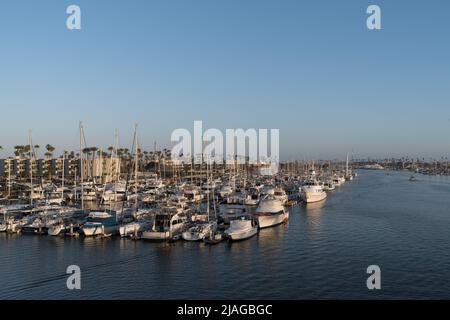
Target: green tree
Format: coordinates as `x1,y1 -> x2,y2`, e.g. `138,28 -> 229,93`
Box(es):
45,144 -> 55,158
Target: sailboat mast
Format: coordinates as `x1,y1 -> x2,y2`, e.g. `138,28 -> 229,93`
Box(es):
346,152 -> 349,177
28,130 -> 33,207
61,153 -> 65,201
134,124 -> 139,208
80,121 -> 84,211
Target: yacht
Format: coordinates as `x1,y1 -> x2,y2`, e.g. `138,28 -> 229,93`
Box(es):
322,180 -> 336,192
301,179 -> 327,203
219,191 -> 247,225
273,187 -> 288,205
141,210 -> 189,241
244,187 -> 261,206
332,175 -> 345,187
119,213 -> 154,237
81,211 -> 120,237
224,215 -> 258,241
182,221 -> 217,241
253,197 -> 289,228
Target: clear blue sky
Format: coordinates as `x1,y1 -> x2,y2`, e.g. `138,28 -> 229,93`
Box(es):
1,0 -> 449,160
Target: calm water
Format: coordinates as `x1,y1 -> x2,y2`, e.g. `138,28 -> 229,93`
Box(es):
2,170 -> 450,300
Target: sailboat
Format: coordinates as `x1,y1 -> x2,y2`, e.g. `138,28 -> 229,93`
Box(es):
183,158 -> 218,241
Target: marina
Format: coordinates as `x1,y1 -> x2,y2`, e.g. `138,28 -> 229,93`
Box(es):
1,169 -> 450,299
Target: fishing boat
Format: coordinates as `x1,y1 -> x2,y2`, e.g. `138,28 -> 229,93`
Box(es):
224,215 -> 258,241
253,197 -> 289,228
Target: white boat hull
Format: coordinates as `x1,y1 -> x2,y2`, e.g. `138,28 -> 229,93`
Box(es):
119,221 -> 151,237
82,224 -> 119,237
255,211 -> 289,229
226,227 -> 258,241
48,224 -> 64,236
301,191 -> 327,203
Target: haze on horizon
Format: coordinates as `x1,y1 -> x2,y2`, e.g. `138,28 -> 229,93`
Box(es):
0,0 -> 449,160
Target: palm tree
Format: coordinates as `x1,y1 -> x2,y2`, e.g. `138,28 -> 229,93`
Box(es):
107,146 -> 114,156
45,144 -> 55,158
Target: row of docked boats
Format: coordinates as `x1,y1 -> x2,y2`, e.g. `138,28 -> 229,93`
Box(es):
0,169 -> 356,243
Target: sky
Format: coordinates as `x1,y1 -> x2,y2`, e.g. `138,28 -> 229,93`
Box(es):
0,0 -> 449,160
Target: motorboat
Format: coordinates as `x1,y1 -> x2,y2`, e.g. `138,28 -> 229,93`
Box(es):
182,221 -> 217,241
224,215 -> 258,241
141,210 -> 189,241
300,179 -> 327,203
81,210 -> 120,237
322,180 -> 336,192
253,197 -> 289,228
273,187 -> 288,205
244,187 -> 261,206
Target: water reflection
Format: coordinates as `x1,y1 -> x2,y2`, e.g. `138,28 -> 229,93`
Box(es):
301,200 -> 325,239
257,224 -> 286,246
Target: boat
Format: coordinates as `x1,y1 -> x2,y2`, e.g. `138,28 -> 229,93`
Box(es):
21,216 -> 48,234
182,221 -> 217,241
81,211 -> 120,237
119,215 -> 153,237
47,219 -> 65,236
141,210 -> 189,241
224,215 -> 258,241
300,178 -> 327,203
253,197 -> 289,228
322,180 -> 336,192
244,187 -> 260,206
203,231 -> 224,245
0,209 -> 7,232
273,187 -> 288,205
219,191 -> 247,225
409,175 -> 418,182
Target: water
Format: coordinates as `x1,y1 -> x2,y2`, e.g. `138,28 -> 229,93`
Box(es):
1,170 -> 450,300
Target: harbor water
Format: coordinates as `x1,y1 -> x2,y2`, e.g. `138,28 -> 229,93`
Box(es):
1,170 -> 450,299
